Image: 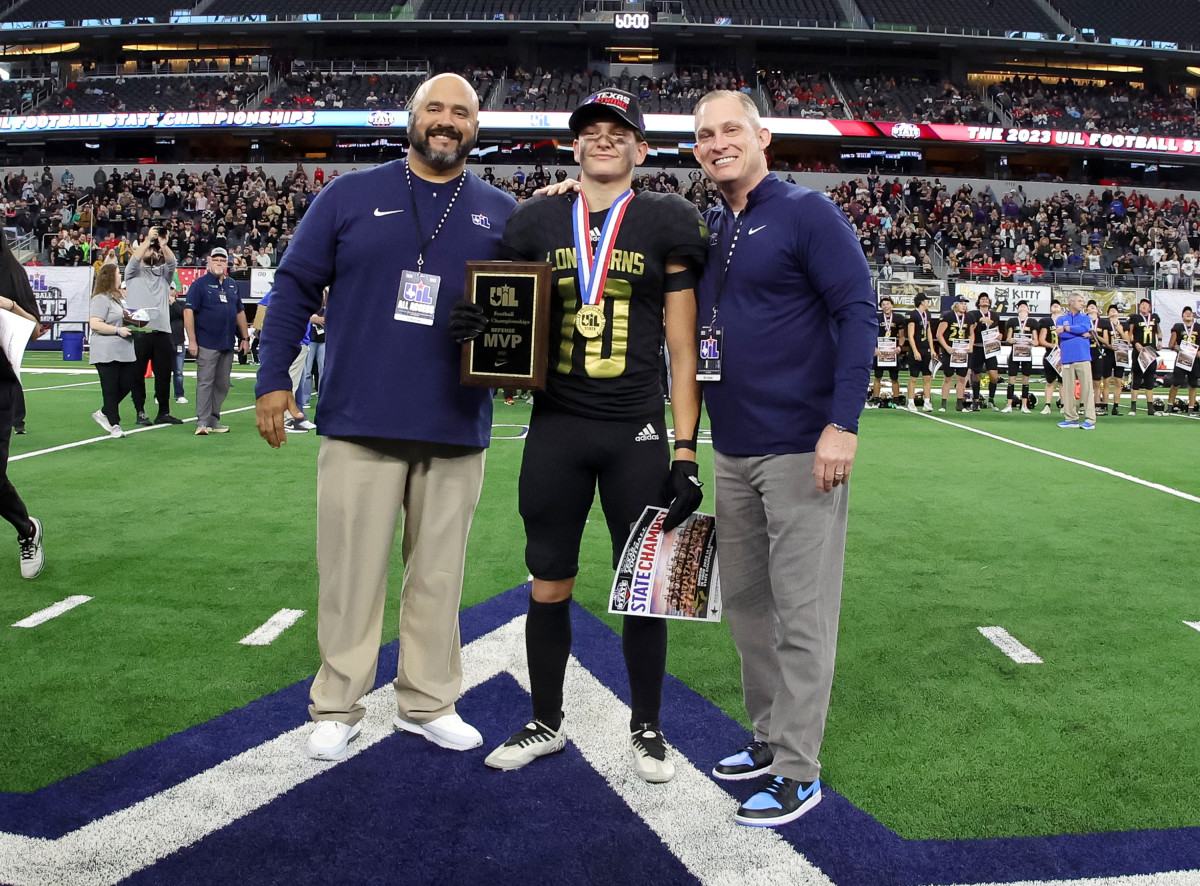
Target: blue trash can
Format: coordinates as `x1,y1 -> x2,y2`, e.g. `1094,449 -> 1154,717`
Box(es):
61,331 -> 84,361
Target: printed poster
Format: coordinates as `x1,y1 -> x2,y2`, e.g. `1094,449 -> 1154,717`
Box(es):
1139,345 -> 1158,373
1177,341 -> 1197,372
1011,331 -> 1034,361
1114,338 -> 1132,370
877,336 -> 899,367
982,327 -> 1002,358
950,339 -> 970,368
609,507 -> 722,623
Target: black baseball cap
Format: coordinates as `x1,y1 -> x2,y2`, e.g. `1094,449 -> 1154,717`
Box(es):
569,88 -> 645,139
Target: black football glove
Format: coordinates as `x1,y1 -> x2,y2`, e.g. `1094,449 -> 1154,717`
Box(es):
661,460 -> 703,532
449,300 -> 488,344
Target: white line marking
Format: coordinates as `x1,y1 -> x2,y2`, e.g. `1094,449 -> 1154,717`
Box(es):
22,381 -> 101,392
10,405 -> 259,462
12,596 -> 92,628
912,412 -> 1200,504
0,616 -> 832,886
1185,621 -> 1200,633
948,872 -> 1200,886
238,609 -> 306,646
977,626 -> 1043,664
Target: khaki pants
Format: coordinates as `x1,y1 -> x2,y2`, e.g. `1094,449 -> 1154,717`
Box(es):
1060,361 -> 1096,423
309,437 -> 485,726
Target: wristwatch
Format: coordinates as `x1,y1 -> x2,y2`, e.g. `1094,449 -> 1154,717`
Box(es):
829,423 -> 851,434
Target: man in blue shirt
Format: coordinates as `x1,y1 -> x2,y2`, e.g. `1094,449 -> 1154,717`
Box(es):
254,73 -> 518,762
693,91 -> 875,827
1055,292 -> 1096,429
184,247 -> 248,435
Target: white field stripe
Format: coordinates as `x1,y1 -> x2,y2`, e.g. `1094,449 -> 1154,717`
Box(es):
0,616 -> 831,886
12,596 -> 92,628
22,380 -> 101,391
913,412 -> 1200,505
944,872 -> 1200,886
9,405 -> 259,462
977,626 -> 1044,664
238,609 -> 306,646
1185,621 -> 1200,633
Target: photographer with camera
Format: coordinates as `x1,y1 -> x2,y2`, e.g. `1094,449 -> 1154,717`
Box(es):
125,225 -> 184,426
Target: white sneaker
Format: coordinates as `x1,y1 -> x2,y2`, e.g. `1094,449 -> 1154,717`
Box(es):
307,720 -> 361,761
295,417 -> 317,431
176,396 -> 188,404
110,425 -> 125,438
1021,405 -> 1032,414
485,718 -> 567,770
922,402 -> 933,412
393,712 -> 482,751
92,410 -> 113,433
906,403 -> 918,413
1040,405 -> 1051,415
19,516 -> 44,579
630,724 -> 675,784
1000,403 -> 1013,413
937,406 -> 946,412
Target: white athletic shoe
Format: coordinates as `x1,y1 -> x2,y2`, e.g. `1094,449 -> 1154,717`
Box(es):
176,396 -> 188,404
630,724 -> 676,784
907,403 -> 918,413
1040,405 -> 1051,415
92,410 -> 113,433
1021,405 -> 1032,414
110,425 -> 125,438
393,713 -> 482,751
307,720 -> 361,761
1000,403 -> 1013,413
485,718 -> 567,770
18,517 -> 44,579
922,401 -> 933,412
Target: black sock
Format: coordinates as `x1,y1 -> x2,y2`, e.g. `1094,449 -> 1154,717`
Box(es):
622,614 -> 667,730
1021,384 -> 1029,402
971,379 -> 981,400
1006,383 -> 1015,402
526,595 -> 572,730
988,381 -> 997,402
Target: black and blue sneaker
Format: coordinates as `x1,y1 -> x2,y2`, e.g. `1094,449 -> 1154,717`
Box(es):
734,776 -> 822,827
712,739 -> 773,781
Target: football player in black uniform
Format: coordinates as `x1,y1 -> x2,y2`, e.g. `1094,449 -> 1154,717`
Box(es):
936,295 -> 973,412
869,295 -> 905,407
967,293 -> 1002,409
484,89 -> 707,783
906,293 -> 935,412
1102,305 -> 1128,416
1128,298 -> 1161,415
1167,305 -> 1200,414
1001,299 -> 1036,413
1087,301 -> 1107,416
1038,300 -> 1063,415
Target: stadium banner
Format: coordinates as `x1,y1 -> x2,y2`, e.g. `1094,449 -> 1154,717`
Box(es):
250,268 -> 276,302
177,268 -> 205,294
609,507 -> 722,623
1152,288 -> 1200,325
874,121 -> 1200,159
1052,286 -> 1142,314
26,266 -> 92,339
955,281 -> 1051,314
876,279 -> 946,312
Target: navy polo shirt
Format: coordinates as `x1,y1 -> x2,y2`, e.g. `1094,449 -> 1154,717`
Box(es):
185,272 -> 244,351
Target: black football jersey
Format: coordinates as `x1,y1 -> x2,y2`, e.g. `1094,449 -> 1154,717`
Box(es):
1128,313 -> 1161,346
876,311 -> 903,339
907,309 -> 934,350
968,308 -> 1000,351
939,310 -> 971,346
1171,321 -> 1199,347
1039,316 -> 1060,347
501,190 -> 707,420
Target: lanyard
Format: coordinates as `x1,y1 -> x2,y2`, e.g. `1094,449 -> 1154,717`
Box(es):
709,211 -> 744,327
405,160 -> 466,272
573,189 -> 634,307
883,314 -> 893,336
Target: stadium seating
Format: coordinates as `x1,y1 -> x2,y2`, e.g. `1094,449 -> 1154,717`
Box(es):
1,0 -> 179,22
683,0 -> 843,26
417,0 -> 581,19
1048,0 -> 1200,46
854,0 -> 1059,34
202,0 -> 403,15
49,74 -> 267,114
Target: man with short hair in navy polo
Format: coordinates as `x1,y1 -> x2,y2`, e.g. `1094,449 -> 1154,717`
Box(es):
184,246 -> 248,435
254,73 -> 517,762
693,90 -> 876,827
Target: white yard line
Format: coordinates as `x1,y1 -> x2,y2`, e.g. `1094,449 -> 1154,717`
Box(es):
12,596 -> 93,629
1185,621 -> 1200,634
9,405 -> 259,462
22,380 -> 101,392
238,609 -> 306,646
977,626 -> 1044,664
912,412 -> 1200,505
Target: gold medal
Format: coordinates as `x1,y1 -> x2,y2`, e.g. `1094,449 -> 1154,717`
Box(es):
575,304 -> 606,339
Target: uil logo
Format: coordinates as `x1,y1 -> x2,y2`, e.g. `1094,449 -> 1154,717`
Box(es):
891,122 -> 922,139
489,284 -> 518,307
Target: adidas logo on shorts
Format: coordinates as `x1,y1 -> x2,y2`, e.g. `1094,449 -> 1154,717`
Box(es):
634,423 -> 659,442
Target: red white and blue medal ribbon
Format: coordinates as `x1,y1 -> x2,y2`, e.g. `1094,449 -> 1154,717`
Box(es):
572,188 -> 634,338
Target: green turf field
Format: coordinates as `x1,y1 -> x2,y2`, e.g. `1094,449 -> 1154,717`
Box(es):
2,353 -> 1198,841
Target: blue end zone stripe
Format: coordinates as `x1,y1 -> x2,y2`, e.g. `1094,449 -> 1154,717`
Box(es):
4,585 -> 1200,884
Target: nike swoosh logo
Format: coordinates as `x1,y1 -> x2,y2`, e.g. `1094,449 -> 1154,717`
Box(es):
749,225 -> 767,235
373,208 -> 404,217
